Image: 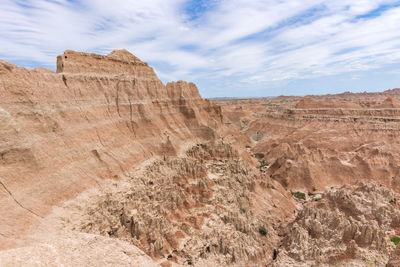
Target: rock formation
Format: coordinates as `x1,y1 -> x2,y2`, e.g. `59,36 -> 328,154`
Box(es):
274,184 -> 399,266
219,93 -> 400,266
0,49 -> 224,249
221,95 -> 400,193
52,141 -> 295,266
0,50 -> 290,266
2,50 -> 400,266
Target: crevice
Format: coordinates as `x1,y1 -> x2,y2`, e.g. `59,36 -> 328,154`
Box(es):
95,129 -> 106,147
273,249 -> 278,260
128,98 -> 137,137
62,74 -> 68,88
65,74 -> 90,122
0,179 -> 43,218
102,83 -> 112,115
115,80 -> 121,117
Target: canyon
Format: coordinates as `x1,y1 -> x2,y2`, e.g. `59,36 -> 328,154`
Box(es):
0,50 -> 400,266
221,94 -> 400,266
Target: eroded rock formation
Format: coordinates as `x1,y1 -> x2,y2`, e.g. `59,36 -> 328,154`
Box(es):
0,49 -> 224,249
218,94 -> 400,266
54,141 -> 295,266
2,50 -> 400,266
221,95 -> 400,193
274,184 -> 399,266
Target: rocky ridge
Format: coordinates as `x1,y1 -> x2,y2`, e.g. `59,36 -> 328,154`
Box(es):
0,49 -> 229,250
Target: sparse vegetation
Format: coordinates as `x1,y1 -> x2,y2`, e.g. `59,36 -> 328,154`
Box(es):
291,191 -> 306,200
363,256 -> 378,266
391,236 -> 400,246
258,160 -> 267,170
259,225 -> 267,236
313,197 -> 322,202
240,208 -> 246,213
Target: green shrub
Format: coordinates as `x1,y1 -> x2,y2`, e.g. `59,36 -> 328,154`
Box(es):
259,160 -> 267,169
313,197 -> 322,202
259,225 -> 267,236
391,236 -> 400,246
291,191 -> 306,200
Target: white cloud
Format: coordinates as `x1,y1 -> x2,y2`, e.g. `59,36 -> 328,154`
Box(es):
0,0 -> 400,96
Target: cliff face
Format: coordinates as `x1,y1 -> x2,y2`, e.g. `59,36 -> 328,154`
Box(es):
0,49 -> 223,249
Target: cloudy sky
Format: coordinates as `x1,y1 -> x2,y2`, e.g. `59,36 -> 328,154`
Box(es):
1,0 -> 400,97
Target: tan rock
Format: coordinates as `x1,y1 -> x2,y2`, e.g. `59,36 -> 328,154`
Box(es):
0,49 -> 224,249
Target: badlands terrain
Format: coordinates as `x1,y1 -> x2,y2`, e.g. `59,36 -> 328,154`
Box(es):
1,50 -> 400,266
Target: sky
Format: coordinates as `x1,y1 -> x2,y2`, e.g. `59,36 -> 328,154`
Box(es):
1,0 -> 400,97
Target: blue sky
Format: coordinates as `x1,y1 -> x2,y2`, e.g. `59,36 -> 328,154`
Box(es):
1,0 -> 400,97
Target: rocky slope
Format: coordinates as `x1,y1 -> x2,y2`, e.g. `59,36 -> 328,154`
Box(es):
274,184 -> 399,266
0,49 -> 233,250
47,141 -> 295,266
219,95 -> 400,266
2,49 -> 400,266
0,50 -> 295,266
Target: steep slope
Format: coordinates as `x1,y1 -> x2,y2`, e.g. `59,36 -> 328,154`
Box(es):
0,50 -> 295,266
0,49 -> 224,249
50,141 -> 295,266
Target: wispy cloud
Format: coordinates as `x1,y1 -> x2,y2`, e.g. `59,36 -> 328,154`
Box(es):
1,0 -> 400,97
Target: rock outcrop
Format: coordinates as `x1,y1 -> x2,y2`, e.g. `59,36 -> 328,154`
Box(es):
3,50 -> 400,266
54,141 -> 295,266
0,49 -> 224,249
273,184 -> 400,267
